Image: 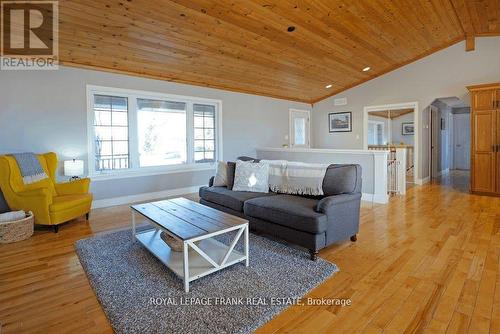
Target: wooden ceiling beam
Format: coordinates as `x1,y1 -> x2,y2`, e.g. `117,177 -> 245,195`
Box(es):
465,34 -> 475,51
449,0 -> 476,51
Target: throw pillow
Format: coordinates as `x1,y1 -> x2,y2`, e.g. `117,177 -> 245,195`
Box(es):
232,160 -> 269,193
227,162 -> 236,190
213,161 -> 228,187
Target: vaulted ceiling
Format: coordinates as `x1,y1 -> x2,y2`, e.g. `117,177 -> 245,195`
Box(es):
58,0 -> 500,104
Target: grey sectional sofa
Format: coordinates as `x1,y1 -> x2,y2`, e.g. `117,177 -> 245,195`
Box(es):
199,158 -> 362,260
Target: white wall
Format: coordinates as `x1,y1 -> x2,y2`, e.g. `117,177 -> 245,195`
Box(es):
391,113 -> 415,146
256,148 -> 389,203
312,37 -> 500,181
0,66 -> 309,200
439,107 -> 453,172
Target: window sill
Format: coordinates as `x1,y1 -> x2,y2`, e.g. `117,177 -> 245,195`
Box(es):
89,163 -> 215,182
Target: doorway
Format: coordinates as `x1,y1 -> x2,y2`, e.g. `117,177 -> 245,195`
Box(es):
363,101 -> 419,194
289,109 -> 311,148
428,97 -> 470,190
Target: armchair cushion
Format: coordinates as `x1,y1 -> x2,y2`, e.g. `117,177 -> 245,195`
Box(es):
50,194 -> 92,212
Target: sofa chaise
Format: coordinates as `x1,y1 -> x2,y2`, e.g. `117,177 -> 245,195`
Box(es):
199,158 -> 362,260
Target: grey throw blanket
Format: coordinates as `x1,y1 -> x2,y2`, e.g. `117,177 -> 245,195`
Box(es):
12,152 -> 48,185
261,160 -> 328,196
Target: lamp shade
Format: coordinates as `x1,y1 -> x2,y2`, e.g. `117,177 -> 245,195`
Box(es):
64,159 -> 84,177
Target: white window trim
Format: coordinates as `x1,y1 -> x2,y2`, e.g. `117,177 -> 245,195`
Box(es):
86,85 -> 223,181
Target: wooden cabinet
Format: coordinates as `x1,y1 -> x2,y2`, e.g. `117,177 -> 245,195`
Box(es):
472,110 -> 496,192
472,89 -> 496,110
497,100 -> 500,193
468,83 -> 500,196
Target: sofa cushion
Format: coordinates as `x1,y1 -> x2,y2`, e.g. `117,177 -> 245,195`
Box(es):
232,160 -> 269,193
213,161 -> 229,186
323,164 -> 362,195
237,156 -> 260,162
199,186 -> 275,212
244,195 -> 327,234
227,162 -> 236,190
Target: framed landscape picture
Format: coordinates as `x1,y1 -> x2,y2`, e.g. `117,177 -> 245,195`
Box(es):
402,122 -> 414,135
329,112 -> 352,132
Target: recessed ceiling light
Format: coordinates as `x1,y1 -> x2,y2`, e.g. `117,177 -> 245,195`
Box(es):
325,84 -> 332,89
362,66 -> 371,72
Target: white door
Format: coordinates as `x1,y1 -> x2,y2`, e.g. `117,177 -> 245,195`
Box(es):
453,113 -> 471,170
290,109 -> 310,148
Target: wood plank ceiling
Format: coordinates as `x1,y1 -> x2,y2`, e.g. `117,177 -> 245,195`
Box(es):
57,0 -> 499,104
450,0 -> 500,36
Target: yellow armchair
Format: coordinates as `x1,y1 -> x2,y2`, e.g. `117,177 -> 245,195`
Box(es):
0,152 -> 92,232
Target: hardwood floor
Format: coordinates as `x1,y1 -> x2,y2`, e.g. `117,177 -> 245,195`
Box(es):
1,179 -> 499,333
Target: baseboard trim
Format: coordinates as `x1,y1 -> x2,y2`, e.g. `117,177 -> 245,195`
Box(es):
92,185 -> 205,209
362,193 -> 389,204
437,168 -> 450,177
415,177 -> 430,185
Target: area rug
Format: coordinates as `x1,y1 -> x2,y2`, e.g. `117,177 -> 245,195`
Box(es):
75,229 -> 338,334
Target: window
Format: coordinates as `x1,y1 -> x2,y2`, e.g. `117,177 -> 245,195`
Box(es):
87,86 -> 221,178
289,109 -> 310,148
194,104 -> 216,163
294,117 -> 306,145
93,95 -> 129,171
137,99 -> 187,167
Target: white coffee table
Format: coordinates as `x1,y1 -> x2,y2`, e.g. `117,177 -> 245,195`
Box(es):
131,197 -> 249,292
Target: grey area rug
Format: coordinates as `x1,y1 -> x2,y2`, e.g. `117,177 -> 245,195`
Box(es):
75,229 -> 338,334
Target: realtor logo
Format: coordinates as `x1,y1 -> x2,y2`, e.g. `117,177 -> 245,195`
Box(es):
1,1 -> 58,70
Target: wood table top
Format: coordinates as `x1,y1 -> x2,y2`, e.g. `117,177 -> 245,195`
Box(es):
131,197 -> 248,240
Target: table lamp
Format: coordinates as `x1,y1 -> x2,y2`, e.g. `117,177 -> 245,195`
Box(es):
64,159 -> 84,181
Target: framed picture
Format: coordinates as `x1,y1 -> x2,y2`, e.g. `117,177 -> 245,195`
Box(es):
328,112 -> 352,132
401,122 -> 414,135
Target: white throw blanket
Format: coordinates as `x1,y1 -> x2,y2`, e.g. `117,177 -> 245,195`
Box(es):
261,160 -> 328,196
0,211 -> 26,223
